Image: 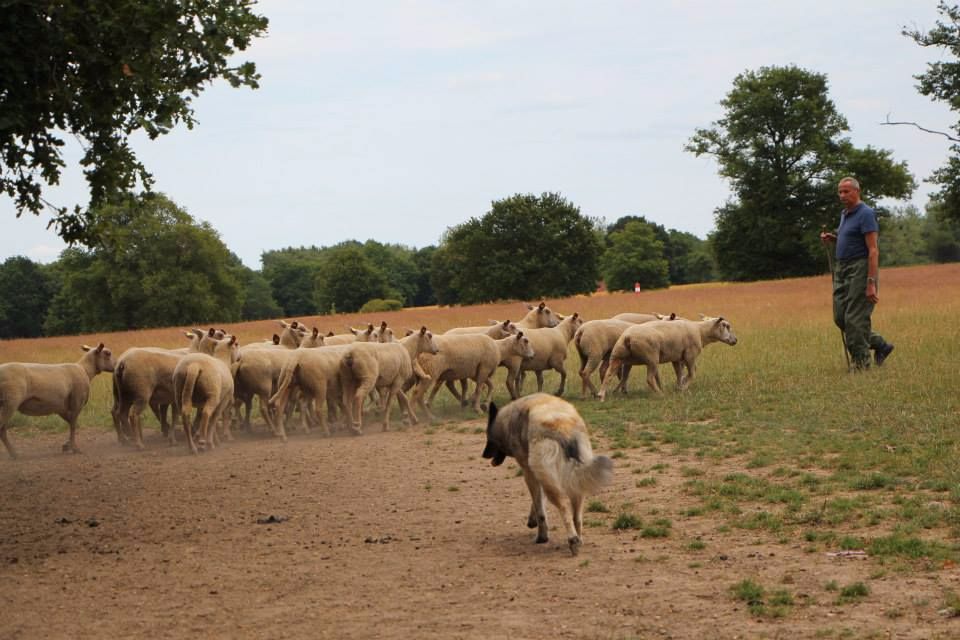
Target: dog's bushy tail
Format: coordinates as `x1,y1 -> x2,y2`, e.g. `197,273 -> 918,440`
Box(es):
531,432 -> 613,498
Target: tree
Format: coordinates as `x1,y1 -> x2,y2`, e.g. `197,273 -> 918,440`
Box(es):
312,245 -> 389,314
43,193 -> 243,333
687,65 -> 915,280
878,206 -> 929,267
437,193 -> 602,304
411,246 -> 438,307
1,1 -> 268,245
260,248 -> 325,317
0,256 -> 57,338
228,255 -> 282,321
924,201 -> 960,262
599,221 -> 669,291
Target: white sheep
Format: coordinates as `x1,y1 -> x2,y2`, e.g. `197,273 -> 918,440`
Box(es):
111,329 -> 205,448
516,302 -> 562,329
598,316 -> 738,399
0,344 -> 116,459
339,327 -> 439,433
411,333 -> 501,418
516,313 -> 583,396
268,344 -> 353,436
573,314 -> 675,398
173,335 -> 241,454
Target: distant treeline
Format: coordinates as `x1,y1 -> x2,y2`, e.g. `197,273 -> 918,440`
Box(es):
1,192 -> 958,339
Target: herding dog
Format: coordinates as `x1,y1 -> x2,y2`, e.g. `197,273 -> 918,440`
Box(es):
482,393 -> 614,555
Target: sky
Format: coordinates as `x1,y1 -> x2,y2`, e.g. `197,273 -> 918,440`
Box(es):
2,1 -> 957,270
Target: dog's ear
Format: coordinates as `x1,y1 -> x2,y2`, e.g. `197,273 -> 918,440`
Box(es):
482,402 -> 502,463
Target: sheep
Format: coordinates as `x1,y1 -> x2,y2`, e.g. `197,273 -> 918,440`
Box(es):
516,313 -> 583,396
231,347 -> 298,440
322,324 -> 380,346
268,344 -> 353,436
0,344 -> 116,459
573,314 -> 676,398
112,346 -> 187,449
339,327 -> 439,433
410,333 -> 502,419
483,331 -> 536,403
598,316 -> 738,400
298,327 -> 325,349
173,335 -> 241,454
444,319 -> 518,336
516,302 -> 561,329
111,329 -> 207,448
245,320 -> 306,350
611,312 -> 667,324
440,320 -> 519,402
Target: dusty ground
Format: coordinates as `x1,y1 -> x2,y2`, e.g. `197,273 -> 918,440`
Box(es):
1,420 -> 958,640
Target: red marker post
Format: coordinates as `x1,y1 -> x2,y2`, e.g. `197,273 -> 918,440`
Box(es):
634,281 -> 641,294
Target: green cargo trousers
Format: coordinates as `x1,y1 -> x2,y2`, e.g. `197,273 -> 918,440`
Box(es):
832,257 -> 885,369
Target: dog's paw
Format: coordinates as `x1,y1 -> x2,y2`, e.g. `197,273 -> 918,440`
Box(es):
568,536 -> 582,556
535,533 -> 549,544
527,517 -> 538,529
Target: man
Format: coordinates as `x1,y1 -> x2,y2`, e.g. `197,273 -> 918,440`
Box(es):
820,177 -> 894,370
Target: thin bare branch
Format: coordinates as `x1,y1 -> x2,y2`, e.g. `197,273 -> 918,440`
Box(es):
881,114 -> 960,143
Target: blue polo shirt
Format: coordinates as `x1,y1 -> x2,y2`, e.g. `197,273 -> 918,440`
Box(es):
835,202 -> 878,260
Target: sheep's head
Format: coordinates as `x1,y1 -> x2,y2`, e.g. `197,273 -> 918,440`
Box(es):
709,317 -> 738,346
82,343 -> 115,373
513,332 -> 535,359
417,326 -> 439,355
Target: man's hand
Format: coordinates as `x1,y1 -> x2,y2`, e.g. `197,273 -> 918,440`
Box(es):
820,231 -> 837,245
866,280 -> 879,304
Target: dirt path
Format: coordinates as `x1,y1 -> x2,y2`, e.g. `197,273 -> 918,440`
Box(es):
1,423 -> 958,640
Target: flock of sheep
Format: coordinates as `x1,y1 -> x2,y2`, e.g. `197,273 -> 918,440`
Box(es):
0,302 -> 738,459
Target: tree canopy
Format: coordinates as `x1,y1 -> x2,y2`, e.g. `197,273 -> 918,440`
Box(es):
599,221 -> 670,291
431,192 -> 602,305
43,192 -> 244,334
687,65 -> 915,280
0,0 -> 268,245
904,1 -> 960,220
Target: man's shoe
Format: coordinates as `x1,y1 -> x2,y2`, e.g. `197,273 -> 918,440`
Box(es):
874,342 -> 894,366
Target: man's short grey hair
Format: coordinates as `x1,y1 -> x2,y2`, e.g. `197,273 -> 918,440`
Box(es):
839,176 -> 861,191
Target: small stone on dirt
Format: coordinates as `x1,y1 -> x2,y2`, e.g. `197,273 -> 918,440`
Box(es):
256,515 -> 288,525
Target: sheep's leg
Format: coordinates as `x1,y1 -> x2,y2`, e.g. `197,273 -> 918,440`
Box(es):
0,406 -> 18,459
426,377 -> 447,408
580,355 -> 603,397
646,364 -> 663,393
521,468 -> 549,543
680,359 -> 696,391
380,387 -> 397,431
315,388 -> 331,436
597,358 -> 620,402
197,406 -> 215,451
458,379 -> 470,407
129,399 -> 147,450
503,365 -> 520,400
219,402 -> 234,443
672,361 -> 685,390
60,411 -> 81,454
616,364 -> 632,394
411,381 -> 434,423
534,370 -> 545,393
351,379 -> 376,435
514,370 -> 525,397
396,388 -> 417,426
470,369 -> 493,414
553,363 -> 566,396
111,400 -> 131,445
181,407 -> 198,454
